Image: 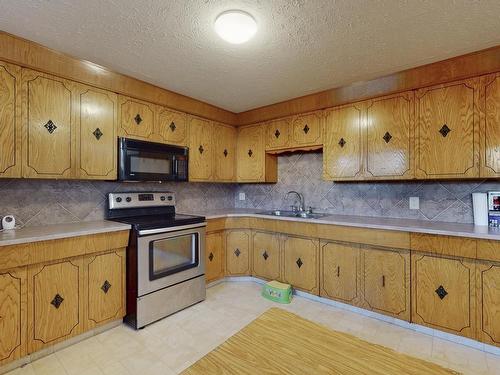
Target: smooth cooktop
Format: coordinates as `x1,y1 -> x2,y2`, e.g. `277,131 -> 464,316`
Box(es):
109,213 -> 205,231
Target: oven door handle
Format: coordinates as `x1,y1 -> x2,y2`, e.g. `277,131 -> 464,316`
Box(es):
138,222 -> 206,236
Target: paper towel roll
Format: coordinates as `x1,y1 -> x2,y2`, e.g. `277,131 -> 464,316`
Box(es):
472,193 -> 488,226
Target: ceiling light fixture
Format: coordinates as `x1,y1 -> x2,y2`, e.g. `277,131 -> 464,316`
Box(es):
214,10 -> 257,44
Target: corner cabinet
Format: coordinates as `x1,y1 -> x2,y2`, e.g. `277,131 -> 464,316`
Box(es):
415,78 -> 480,179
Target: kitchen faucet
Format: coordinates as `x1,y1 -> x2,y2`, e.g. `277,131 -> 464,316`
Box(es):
286,191 -> 305,212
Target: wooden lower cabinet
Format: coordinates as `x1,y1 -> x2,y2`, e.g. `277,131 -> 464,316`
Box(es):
27,258 -> 84,353
282,235 -> 319,294
206,232 -> 225,283
476,260 -> 500,346
320,241 -> 361,305
252,231 -> 281,281
0,267 -> 26,367
411,253 -> 476,338
225,230 -> 251,276
85,250 -> 125,330
362,247 -> 410,320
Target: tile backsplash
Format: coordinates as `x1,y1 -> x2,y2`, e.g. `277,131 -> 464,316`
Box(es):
1,151 -> 498,228
235,152 -> 500,224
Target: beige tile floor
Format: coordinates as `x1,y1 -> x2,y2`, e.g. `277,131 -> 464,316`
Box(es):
7,281 -> 500,375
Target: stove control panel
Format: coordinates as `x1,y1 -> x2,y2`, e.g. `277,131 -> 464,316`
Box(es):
108,192 -> 175,209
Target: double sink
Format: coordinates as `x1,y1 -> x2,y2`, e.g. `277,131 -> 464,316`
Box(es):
256,210 -> 329,220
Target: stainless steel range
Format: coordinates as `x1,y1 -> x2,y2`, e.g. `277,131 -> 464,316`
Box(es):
106,191 -> 206,329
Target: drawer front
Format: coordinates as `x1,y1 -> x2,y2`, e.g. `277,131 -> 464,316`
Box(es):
410,233 -> 476,259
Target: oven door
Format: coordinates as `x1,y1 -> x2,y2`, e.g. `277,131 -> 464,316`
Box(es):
137,223 -> 206,296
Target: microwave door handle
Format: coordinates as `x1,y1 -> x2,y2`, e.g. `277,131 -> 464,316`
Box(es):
173,157 -> 178,177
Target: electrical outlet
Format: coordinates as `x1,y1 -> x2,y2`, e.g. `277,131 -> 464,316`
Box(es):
239,192 -> 246,201
409,196 -> 420,210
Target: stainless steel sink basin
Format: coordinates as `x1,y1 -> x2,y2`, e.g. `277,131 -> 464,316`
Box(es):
256,210 -> 329,219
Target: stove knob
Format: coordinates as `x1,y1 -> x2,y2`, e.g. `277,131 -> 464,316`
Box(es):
116,197 -> 122,203
126,197 -> 132,202
160,196 -> 166,201
167,196 -> 173,201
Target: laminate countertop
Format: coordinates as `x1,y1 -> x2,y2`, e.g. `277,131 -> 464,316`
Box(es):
183,209 -> 500,241
0,220 -> 131,247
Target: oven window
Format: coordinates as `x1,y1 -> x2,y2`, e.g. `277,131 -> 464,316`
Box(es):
149,233 -> 199,280
130,155 -> 172,174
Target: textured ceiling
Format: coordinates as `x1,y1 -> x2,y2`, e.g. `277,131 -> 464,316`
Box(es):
1,0 -> 500,112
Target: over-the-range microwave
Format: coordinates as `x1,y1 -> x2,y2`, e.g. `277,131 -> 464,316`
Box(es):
118,137 -> 188,182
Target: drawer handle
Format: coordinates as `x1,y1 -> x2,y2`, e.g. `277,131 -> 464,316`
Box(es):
262,251 -> 269,260
382,131 -> 392,143
435,285 -> 448,300
93,127 -> 103,140
303,124 -> 310,134
248,149 -> 253,157
44,119 -> 57,134
338,138 -> 346,148
382,275 -> 385,287
51,294 -> 64,309
439,124 -> 451,137
234,248 -> 241,257
274,129 -> 280,138
198,145 -> 204,154
337,266 -> 340,277
101,280 -> 112,294
223,149 -> 228,157
296,258 -> 303,268
169,121 -> 176,132
208,252 -> 214,262
134,114 -> 143,125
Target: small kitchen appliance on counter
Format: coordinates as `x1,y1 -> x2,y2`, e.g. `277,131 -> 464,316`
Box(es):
106,191 -> 206,329
1,215 -> 16,230
488,191 -> 500,227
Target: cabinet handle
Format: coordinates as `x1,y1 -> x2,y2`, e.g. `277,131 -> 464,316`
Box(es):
262,250 -> 269,260
169,121 -> 176,132
234,248 -> 241,257
44,120 -> 57,134
303,124 -> 310,134
382,275 -> 385,287
248,149 -> 253,157
337,266 -> 340,277
439,124 -> 451,137
101,280 -> 112,294
435,285 -> 448,300
134,114 -> 143,125
223,149 -> 228,157
198,145 -> 204,154
208,252 -> 214,262
274,129 -> 280,138
338,138 -> 346,148
296,258 -> 303,268
382,131 -> 392,143
93,128 -> 103,140
50,294 -> 64,309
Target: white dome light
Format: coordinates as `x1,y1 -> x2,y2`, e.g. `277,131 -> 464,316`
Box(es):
215,10 -> 257,44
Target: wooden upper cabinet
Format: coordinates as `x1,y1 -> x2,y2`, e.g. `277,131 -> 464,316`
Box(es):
0,268 -> 26,366
156,107 -> 188,146
189,116 -> 213,181
237,124 -> 277,182
481,73 -> 500,177
476,261 -> 500,347
291,111 -> 322,147
265,117 -> 291,151
118,96 -> 155,141
323,104 -> 363,180
415,79 -> 479,179
0,61 -> 21,178
365,92 -> 414,179
213,123 -> 236,182
21,69 -> 76,178
77,85 -> 117,179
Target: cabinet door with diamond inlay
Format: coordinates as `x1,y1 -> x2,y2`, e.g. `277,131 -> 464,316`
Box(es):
292,111 -> 322,147
27,258 -> 84,353
265,117 -> 291,151
323,104 -> 364,180
214,123 -> 236,182
225,230 -> 250,276
476,261 -> 500,347
156,107 -> 188,146
282,235 -> 319,294
252,231 -> 281,281
189,116 -> 214,181
118,95 -> 155,140
415,78 -> 479,179
78,85 -> 117,179
365,92 -> 414,179
411,253 -> 476,339
21,69 -> 76,178
0,267 -> 26,367
85,250 -> 125,330
206,232 -> 224,283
